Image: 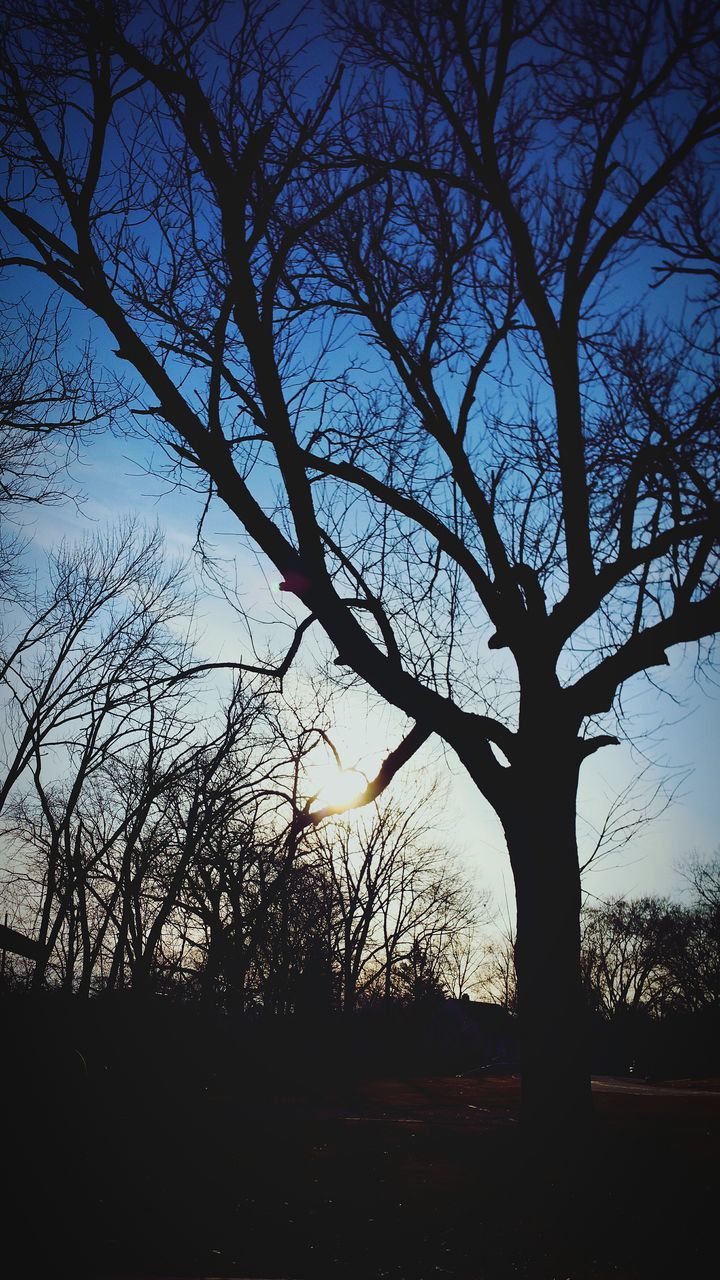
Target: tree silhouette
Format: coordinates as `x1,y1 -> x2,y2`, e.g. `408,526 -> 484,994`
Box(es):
0,307 -> 113,587
0,522 -> 194,986
314,784 -> 481,1010
1,0 -> 718,1135
580,896 -> 676,1020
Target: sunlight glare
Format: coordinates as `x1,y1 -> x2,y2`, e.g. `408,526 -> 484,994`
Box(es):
309,761 -> 367,812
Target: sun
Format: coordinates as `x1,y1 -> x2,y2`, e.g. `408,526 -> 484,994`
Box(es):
307,760 -> 367,812
302,708 -> 396,815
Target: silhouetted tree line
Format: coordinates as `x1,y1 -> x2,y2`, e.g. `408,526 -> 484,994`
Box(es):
581,881 -> 720,1021
1,0 -> 719,1136
477,858 -> 720,1075
580,864 -> 720,1076
0,524 -> 485,1011
1,522 -> 716,1062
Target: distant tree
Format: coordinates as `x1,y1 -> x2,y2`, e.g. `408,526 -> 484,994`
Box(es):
0,304 -> 119,598
437,923 -> 489,1001
662,903 -> 720,1015
0,522 -> 192,985
679,850 -> 720,914
396,935 -> 447,1003
478,919 -> 518,1014
0,521 -> 189,815
108,691 -> 260,994
579,896 -> 676,1020
666,851 -> 720,1012
1,0 -> 719,1135
174,712 -> 336,1012
315,786 -> 479,1011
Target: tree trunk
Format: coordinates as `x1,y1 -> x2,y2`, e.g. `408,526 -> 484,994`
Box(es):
342,922 -> 356,1013
32,835 -> 60,989
503,751 -> 592,1142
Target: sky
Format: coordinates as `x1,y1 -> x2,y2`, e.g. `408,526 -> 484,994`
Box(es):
22,417 -> 719,922
2,0 -> 718,930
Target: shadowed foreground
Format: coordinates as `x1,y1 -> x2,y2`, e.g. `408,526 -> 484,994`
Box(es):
2,999 -> 718,1279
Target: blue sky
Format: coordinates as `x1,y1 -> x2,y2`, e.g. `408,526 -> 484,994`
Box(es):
2,0 -> 717,926
22,415 -> 719,919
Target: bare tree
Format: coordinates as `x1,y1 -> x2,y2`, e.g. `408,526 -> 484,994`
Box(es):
125,690 -> 303,1002
679,849 -> 720,913
580,896 -> 676,1020
0,520 -> 193,981
1,0 -> 718,1134
0,521 -> 189,816
98,692 -> 253,994
667,850 -> 720,1012
580,881 -> 720,1022
0,306 -> 116,589
478,918 -> 518,1013
314,784 -> 479,1010
662,902 -> 720,1016
439,925 -> 488,1001
118,700 -> 347,1008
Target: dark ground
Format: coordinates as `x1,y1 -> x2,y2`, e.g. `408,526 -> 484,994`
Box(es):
2,997 -> 718,1279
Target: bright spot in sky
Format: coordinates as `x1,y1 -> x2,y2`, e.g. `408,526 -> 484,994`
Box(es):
308,760 -> 367,812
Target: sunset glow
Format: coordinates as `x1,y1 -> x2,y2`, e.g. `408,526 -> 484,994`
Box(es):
307,760 -> 368,813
